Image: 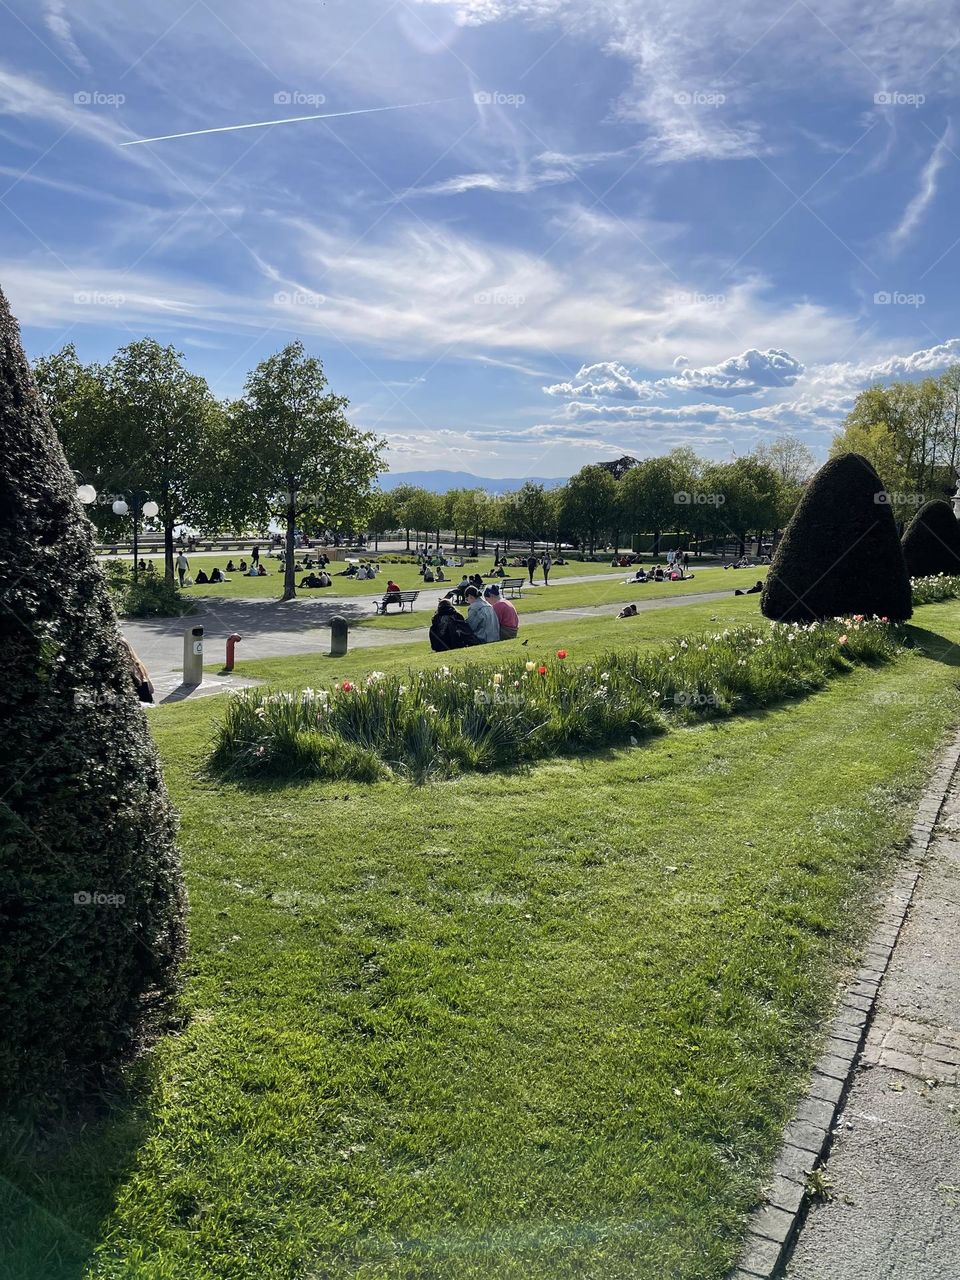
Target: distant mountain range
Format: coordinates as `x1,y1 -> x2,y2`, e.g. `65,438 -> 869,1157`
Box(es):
380,469 -> 567,494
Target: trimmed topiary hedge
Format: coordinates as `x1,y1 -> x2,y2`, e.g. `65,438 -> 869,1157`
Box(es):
0,286 -> 187,1102
761,453 -> 912,623
901,499 -> 960,577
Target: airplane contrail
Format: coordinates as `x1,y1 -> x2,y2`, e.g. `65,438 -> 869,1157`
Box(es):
120,98 -> 461,147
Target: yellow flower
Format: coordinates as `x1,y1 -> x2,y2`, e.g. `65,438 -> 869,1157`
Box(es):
492,673 -> 504,685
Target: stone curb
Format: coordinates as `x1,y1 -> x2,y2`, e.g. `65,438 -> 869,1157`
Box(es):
729,727 -> 960,1280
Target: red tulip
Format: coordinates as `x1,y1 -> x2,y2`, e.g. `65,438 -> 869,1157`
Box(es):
341,680 -> 354,691
538,665 -> 548,675
556,649 -> 567,659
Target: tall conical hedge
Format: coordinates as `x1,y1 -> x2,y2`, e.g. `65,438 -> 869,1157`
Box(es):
901,499 -> 960,577
0,287 -> 186,1099
761,453 -> 912,623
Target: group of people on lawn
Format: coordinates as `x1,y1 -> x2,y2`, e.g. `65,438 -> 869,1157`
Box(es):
174,548 -> 269,586
429,585 -> 519,650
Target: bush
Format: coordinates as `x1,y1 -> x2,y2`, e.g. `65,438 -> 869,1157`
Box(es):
762,453 -> 912,622
209,618 -> 903,785
901,500 -> 960,577
104,562 -> 192,618
0,286 -> 187,1102
911,573 -> 960,606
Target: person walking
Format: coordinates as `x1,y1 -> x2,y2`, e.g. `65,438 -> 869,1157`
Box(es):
251,545 -> 260,565
175,550 -> 189,587
526,552 -> 538,585
542,553 -> 552,585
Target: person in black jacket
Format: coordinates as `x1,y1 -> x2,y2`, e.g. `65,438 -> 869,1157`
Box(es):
429,599 -> 479,651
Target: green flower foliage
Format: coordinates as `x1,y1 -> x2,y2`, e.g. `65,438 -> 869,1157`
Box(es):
210,619 -> 902,784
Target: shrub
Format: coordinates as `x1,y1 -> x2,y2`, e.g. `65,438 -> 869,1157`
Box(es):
911,573 -> 960,606
209,619 -> 903,785
762,453 -> 912,623
901,500 -> 960,577
104,562 -> 192,618
0,286 -> 187,1102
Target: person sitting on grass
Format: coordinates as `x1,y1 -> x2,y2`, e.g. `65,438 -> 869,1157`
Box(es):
300,572 -> 325,588
210,567 -> 227,584
226,559 -> 237,572
258,564 -> 268,576
464,585 -> 500,643
734,579 -> 764,596
484,584 -> 519,640
429,598 -> 479,651
422,564 -> 435,582
238,558 -> 247,572
195,568 -> 209,584
624,564 -> 648,583
436,564 -> 446,581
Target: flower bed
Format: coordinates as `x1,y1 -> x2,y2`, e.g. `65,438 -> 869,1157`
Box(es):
209,618 -> 902,784
911,573 -> 960,606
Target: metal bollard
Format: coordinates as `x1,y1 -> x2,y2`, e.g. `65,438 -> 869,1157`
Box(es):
225,633 -> 242,671
182,625 -> 204,685
330,615 -> 349,657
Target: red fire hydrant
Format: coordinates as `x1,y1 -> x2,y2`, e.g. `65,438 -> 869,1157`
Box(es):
225,633 -> 242,671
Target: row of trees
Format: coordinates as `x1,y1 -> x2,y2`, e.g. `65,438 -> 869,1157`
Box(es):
831,366 -> 960,503
35,339 -> 384,600
375,437 -> 816,557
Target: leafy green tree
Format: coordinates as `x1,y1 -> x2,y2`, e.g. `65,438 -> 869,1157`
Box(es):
561,466 -> 617,553
232,342 -> 384,600
101,340 -> 221,583
510,481 -> 551,552
0,286 -> 186,1098
366,490 -> 395,550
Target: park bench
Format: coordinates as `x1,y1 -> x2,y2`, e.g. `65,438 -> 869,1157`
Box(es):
374,589 -> 419,615
500,577 -> 525,599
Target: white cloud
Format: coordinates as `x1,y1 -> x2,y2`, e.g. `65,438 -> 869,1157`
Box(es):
886,124 -> 952,254
546,348 -> 805,401
43,1 -> 92,73
543,361 -> 665,400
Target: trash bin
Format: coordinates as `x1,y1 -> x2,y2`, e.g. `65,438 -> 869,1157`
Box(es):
330,616 -> 349,657
183,625 -> 204,685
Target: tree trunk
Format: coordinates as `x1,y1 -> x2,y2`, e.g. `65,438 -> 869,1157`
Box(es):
405,526 -> 410,551
164,520 -> 174,585
653,528 -> 661,558
282,496 -> 297,600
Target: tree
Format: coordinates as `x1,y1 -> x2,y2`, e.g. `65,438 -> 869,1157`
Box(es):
561,465 -> 617,553
761,453 -> 912,622
100,340 -> 220,584
366,490 -> 395,550
901,499 -> 960,577
233,342 -> 384,600
510,481 -> 551,552
0,286 -> 186,1098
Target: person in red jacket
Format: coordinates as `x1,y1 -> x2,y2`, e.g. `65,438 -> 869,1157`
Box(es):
484,584 -> 519,640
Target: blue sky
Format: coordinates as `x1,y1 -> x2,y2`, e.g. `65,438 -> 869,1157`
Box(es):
2,0 -> 959,479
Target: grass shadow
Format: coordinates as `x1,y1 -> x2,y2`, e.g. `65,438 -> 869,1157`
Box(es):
0,1064 -> 157,1280
904,625 -> 960,666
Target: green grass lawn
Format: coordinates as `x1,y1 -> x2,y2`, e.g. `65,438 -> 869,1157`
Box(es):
5,602 -> 958,1280
123,554 -> 641,603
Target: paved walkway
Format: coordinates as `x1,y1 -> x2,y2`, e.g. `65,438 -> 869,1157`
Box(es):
786,773 -> 960,1279
122,585 -> 733,679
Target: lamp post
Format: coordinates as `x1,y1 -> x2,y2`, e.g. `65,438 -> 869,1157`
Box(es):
112,490 -> 159,582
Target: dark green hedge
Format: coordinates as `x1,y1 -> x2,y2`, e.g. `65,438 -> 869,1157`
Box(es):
901,499 -> 960,577
0,286 -> 187,1101
761,453 -> 912,623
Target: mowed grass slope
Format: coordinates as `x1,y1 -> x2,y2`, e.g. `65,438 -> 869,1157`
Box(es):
4,604 -> 960,1280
